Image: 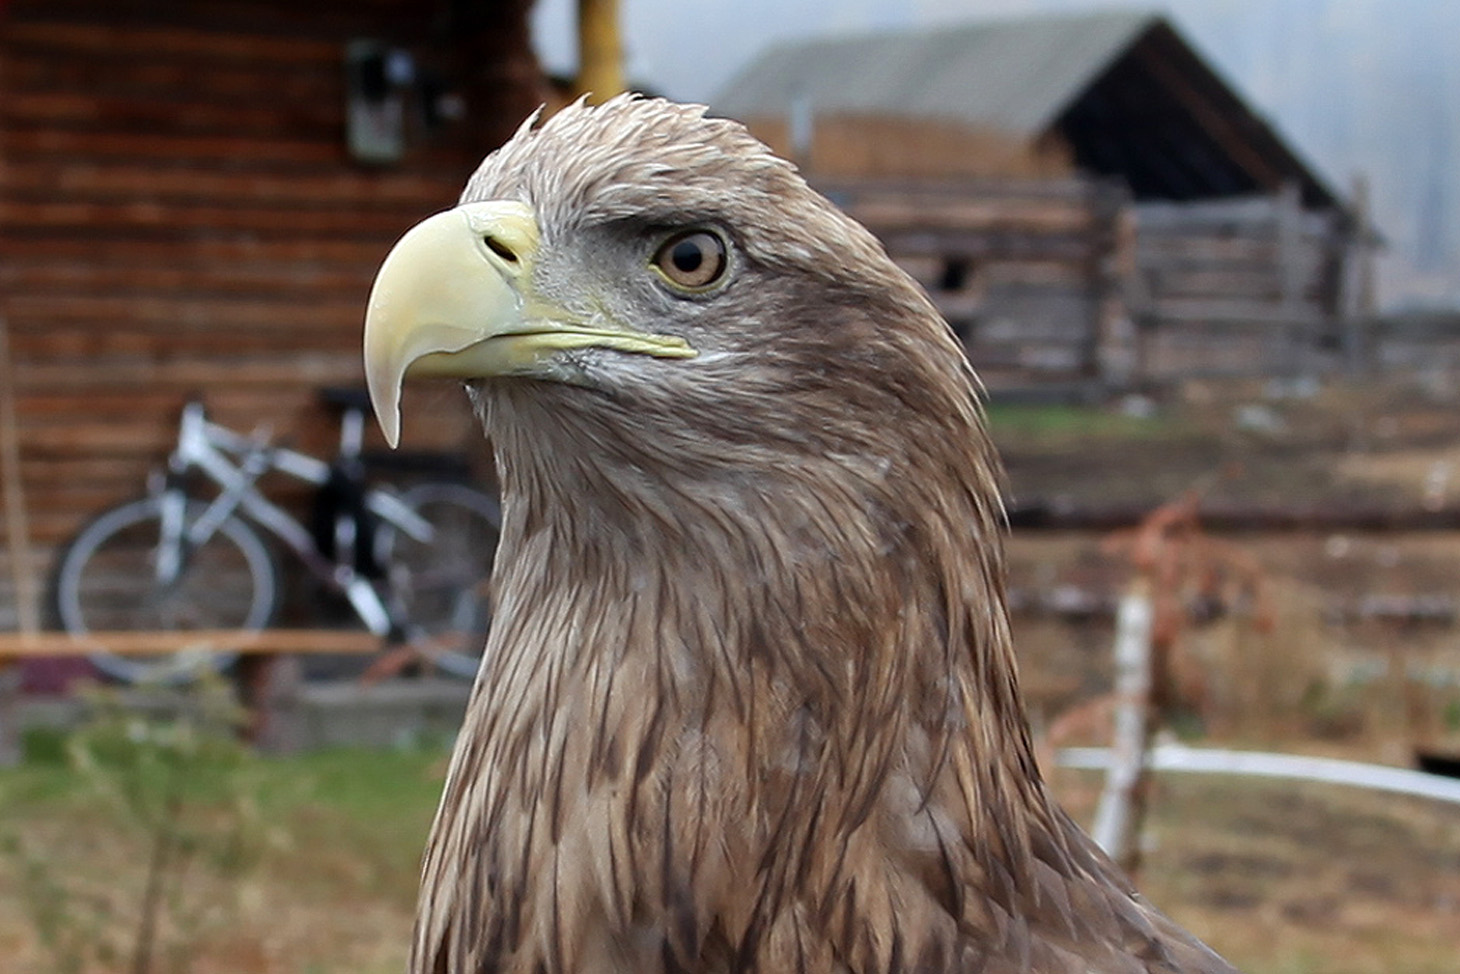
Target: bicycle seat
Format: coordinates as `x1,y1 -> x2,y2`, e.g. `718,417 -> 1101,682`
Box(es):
317,387 -> 374,414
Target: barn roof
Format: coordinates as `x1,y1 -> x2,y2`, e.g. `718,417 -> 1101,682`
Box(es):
713,10 -> 1341,210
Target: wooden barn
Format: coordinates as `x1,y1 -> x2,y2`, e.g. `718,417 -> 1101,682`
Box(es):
713,11 -> 1368,390
0,0 -> 546,629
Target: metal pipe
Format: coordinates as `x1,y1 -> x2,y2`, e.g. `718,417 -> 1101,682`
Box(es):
1061,744 -> 1460,806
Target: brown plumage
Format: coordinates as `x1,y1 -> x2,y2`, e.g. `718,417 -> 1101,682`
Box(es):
363,95 -> 1240,974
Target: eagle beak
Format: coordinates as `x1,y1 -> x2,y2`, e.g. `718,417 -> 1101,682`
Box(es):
363,200 -> 697,447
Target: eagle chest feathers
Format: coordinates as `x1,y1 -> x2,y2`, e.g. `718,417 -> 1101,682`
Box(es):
363,97 -> 1241,974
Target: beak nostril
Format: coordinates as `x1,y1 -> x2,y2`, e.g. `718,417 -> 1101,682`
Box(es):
483,235 -> 518,263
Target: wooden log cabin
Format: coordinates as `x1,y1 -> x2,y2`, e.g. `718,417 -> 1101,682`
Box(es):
819,177 -> 1134,390
714,11 -> 1367,392
0,0 -> 546,630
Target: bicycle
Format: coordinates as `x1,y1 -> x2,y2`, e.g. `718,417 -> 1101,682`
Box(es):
48,389 -> 501,683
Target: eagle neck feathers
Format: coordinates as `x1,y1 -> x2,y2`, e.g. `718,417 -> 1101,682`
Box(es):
412,374 -> 1181,974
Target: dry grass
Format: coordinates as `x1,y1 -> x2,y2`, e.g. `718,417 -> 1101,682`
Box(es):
1,737 -> 1458,973
996,376 -> 1460,969
0,746 -> 441,974
1053,770 -> 1460,974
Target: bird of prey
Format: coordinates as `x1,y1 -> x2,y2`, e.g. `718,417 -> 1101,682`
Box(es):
363,95 -> 1240,974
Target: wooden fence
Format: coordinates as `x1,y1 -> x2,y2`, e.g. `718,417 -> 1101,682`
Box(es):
820,177 -> 1135,388
1131,186 -> 1346,379
815,179 -> 1355,389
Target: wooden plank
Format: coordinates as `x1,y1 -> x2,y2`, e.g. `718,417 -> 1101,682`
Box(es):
850,195 -> 1092,223
1,89 -> 341,136
10,332 -> 359,363
1135,200 -> 1281,231
0,236 -> 402,264
10,319 -> 370,345
3,301 -> 361,338
0,199 -> 427,236
823,177 -> 1099,203
0,628 -> 383,657
14,390 -> 327,423
16,390 -> 183,416
1,135 -> 471,178
1145,268 -> 1282,300
2,55 -> 339,105
1136,239 -> 1281,265
6,292 -> 367,328
1,160 -> 457,207
798,114 -> 1071,182
10,354 -> 363,390
12,422 -> 175,455
3,21 -> 341,64
19,456 -> 152,482
0,482 -> 141,517
879,230 -> 1100,263
1151,297 -> 1320,326
31,475 -> 149,533
0,316 -> 41,635
1,127 -> 350,166
931,293 -> 983,321
1276,181 -> 1307,314
10,0 -> 424,29
0,261 -> 373,298
17,399 -> 350,446
25,511 -> 114,545
851,200 -> 1094,235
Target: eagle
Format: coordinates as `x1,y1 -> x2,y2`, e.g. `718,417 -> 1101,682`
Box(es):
362,96 -> 1239,974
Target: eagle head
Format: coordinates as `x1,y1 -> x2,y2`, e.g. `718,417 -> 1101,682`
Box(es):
362,96 -> 1237,974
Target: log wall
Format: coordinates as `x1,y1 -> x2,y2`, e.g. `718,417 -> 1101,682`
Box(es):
0,1 -> 542,613
815,179 -> 1351,390
821,178 -> 1134,388
1132,187 -> 1344,379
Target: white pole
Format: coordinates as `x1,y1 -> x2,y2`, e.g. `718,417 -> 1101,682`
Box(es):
1091,576 -> 1155,863
0,314 -> 36,634
0,314 -> 34,766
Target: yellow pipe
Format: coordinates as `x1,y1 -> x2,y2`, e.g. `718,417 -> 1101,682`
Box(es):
575,0 -> 625,102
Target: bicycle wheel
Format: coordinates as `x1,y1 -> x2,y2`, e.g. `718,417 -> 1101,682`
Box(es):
380,482 -> 501,679
50,496 -> 279,684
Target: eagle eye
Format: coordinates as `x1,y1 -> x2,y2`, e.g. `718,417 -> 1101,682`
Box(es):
651,230 -> 728,293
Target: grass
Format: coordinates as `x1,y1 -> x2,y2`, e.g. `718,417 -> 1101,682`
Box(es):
983,402 -> 1185,443
0,735 -> 443,974
981,401 -> 1229,506
2,729 -> 1458,973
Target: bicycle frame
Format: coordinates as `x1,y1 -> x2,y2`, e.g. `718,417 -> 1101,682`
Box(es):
155,401 -> 433,639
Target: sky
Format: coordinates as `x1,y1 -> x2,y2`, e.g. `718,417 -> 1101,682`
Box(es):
531,0 -> 1460,310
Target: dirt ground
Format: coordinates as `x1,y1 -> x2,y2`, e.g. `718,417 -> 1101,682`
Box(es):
992,376 -> 1460,749
1052,770 -> 1460,974
990,374 -> 1460,512
994,374 -> 1460,970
